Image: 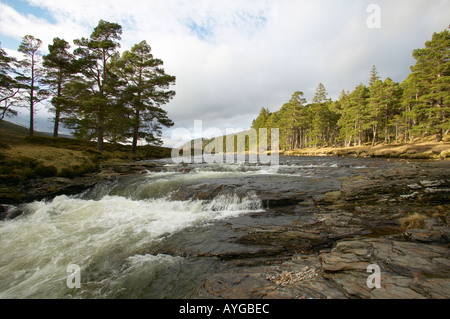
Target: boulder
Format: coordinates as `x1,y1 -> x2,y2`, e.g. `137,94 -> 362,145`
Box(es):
319,238 -> 450,298
403,228 -> 449,244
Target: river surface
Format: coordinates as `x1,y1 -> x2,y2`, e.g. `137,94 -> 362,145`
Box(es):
0,156 -> 393,298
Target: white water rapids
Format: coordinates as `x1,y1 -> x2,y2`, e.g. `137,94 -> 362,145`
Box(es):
0,158 -> 376,298
0,194 -> 264,298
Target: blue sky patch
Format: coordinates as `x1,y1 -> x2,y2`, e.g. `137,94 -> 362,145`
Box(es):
187,21 -> 214,41
2,0 -> 56,24
0,34 -> 20,51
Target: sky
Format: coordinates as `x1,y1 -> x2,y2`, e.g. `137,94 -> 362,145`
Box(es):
0,0 -> 449,146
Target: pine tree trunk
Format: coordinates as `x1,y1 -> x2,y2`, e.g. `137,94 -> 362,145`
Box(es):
436,98 -> 443,142
97,110 -> 104,152
371,124 -> 377,147
29,59 -> 35,137
131,109 -> 140,154
395,123 -> 398,143
53,81 -> 62,137
53,109 -> 60,138
29,90 -> 34,137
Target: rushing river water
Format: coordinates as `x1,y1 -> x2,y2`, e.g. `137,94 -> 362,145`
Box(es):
0,156 -> 392,298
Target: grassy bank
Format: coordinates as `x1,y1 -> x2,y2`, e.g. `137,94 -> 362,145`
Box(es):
281,136 -> 450,160
0,120 -> 171,204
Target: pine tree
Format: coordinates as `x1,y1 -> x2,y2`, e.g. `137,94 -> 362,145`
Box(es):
411,27 -> 450,142
276,91 -> 307,149
367,79 -> 384,145
400,72 -> 426,141
369,65 -> 380,86
16,35 -> 48,136
312,83 -> 328,104
68,20 -> 123,151
311,83 -> 335,146
265,111 -> 280,150
367,78 -> 402,144
251,107 -> 270,130
116,40 -> 176,152
381,78 -> 403,143
348,83 -> 369,146
293,92 -> 311,149
0,44 -> 20,120
249,27 -> 449,148
42,37 -> 76,137
335,90 -> 353,146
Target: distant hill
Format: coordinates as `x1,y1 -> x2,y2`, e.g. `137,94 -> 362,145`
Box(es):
182,129 -> 261,154
0,120 -> 73,143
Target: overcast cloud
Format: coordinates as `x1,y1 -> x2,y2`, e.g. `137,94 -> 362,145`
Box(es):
0,0 -> 449,146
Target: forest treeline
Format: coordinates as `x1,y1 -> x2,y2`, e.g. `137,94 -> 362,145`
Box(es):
252,27 -> 449,150
0,20 -> 176,153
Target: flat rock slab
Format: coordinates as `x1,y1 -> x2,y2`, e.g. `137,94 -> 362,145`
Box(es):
320,237 -> 450,299
195,160 -> 450,299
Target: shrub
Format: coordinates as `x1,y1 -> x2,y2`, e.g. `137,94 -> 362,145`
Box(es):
59,162 -> 100,178
399,213 -> 426,230
0,141 -> 10,149
34,164 -> 58,178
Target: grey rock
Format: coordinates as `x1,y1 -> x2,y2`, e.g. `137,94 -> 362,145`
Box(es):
319,238 -> 450,298
404,228 -> 449,244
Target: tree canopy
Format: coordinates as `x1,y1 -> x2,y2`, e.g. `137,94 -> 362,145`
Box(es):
251,26 -> 449,149
0,20 -> 176,152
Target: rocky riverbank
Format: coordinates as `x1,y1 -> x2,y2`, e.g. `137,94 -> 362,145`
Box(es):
282,140 -> 450,160
0,161 -> 158,218
144,159 -> 449,299
1,156 -> 449,299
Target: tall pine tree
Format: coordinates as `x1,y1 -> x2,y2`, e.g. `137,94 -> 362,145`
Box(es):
116,40 -> 176,152
410,27 -> 450,142
16,35 -> 48,136
68,20 -> 123,151
348,83 -> 369,146
0,44 -> 20,120
43,37 -> 76,137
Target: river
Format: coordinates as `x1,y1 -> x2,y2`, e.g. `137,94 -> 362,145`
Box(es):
0,156 -> 400,298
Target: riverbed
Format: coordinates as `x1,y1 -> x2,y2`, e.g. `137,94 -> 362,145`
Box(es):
0,156 -> 448,298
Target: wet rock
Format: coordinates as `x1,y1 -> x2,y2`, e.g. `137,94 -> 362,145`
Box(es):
324,271 -> 372,298
403,228 -> 449,244
171,174 -> 342,207
0,204 -> 6,220
266,266 -> 319,286
200,271 -> 279,299
0,205 -> 29,221
423,217 -> 445,229
157,159 -> 449,299
3,156 -> 449,298
101,162 -> 157,174
320,240 -> 372,272
412,278 -> 450,299
24,176 -> 97,203
199,254 -> 348,299
319,238 -> 450,298
369,274 -> 426,299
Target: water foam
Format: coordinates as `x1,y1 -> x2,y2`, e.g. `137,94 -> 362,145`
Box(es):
0,192 -> 263,298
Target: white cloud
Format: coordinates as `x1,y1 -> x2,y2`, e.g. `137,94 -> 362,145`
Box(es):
1,0 -> 449,143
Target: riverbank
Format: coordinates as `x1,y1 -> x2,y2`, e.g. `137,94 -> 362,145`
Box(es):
281,138 -> 450,160
0,121 -> 171,206
0,155 -> 448,298
183,159 -> 449,299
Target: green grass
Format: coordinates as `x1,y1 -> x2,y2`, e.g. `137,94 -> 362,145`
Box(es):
0,120 -> 172,199
0,120 -> 50,143
0,120 -> 172,204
